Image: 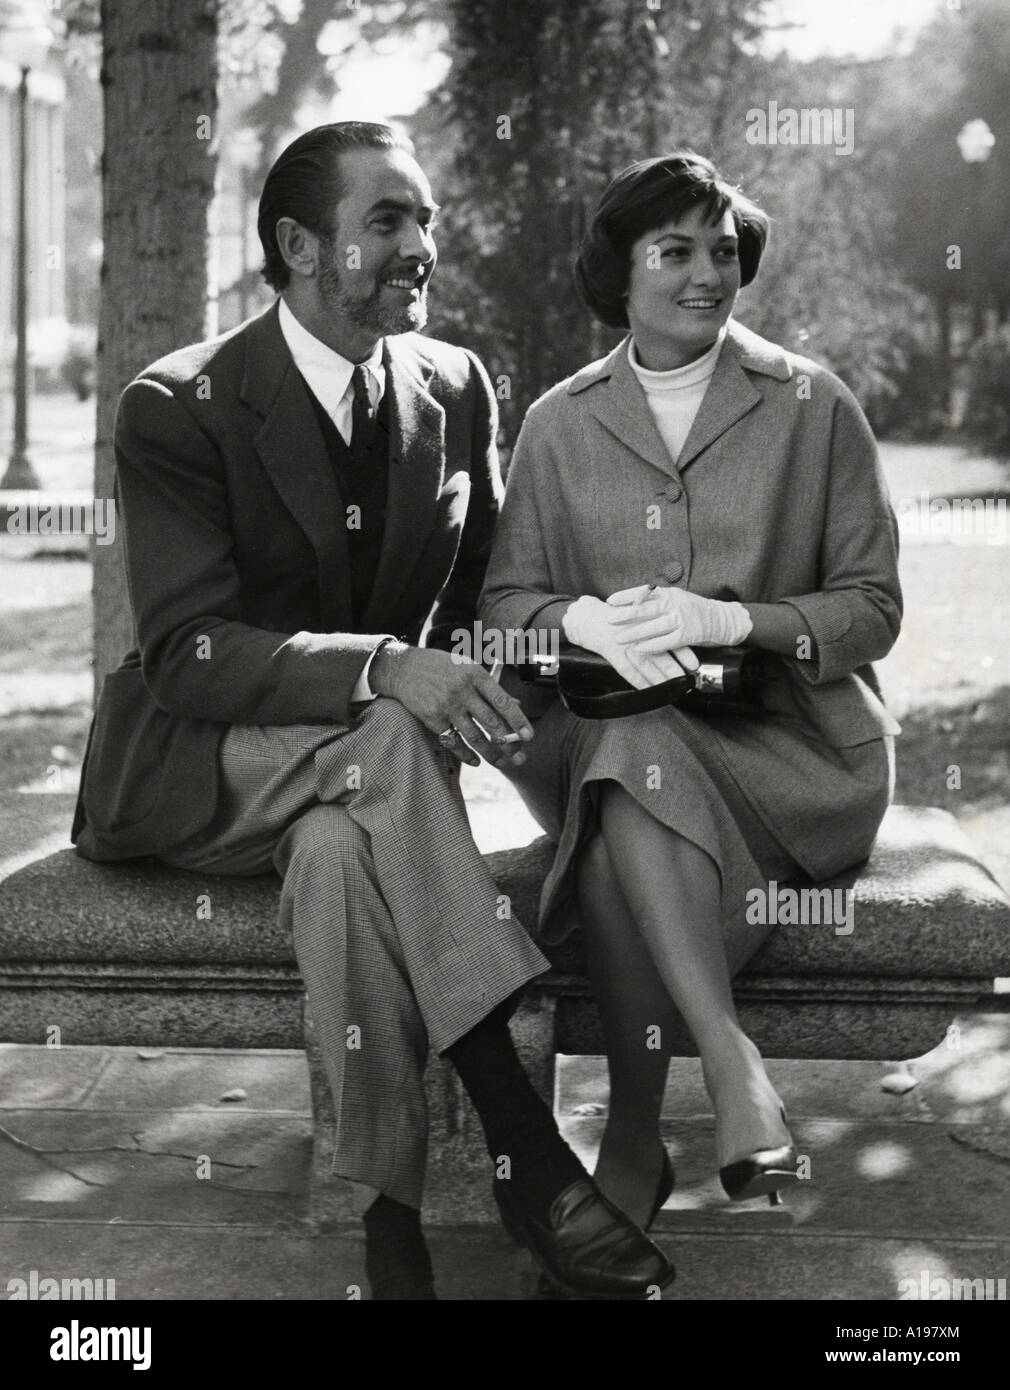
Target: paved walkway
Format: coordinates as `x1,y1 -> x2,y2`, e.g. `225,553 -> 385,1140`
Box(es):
2,1016 -> 1008,1301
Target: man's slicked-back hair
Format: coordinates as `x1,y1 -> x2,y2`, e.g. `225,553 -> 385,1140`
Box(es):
574,151 -> 770,329
258,121 -> 416,291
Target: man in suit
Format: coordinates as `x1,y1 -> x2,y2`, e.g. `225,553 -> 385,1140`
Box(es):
72,122 -> 672,1300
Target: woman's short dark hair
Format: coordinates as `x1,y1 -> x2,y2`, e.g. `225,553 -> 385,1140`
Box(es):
257,121 -> 415,291
575,152 -> 770,329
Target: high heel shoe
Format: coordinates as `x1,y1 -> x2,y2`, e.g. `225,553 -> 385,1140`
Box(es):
718,1108 -> 799,1205
493,1176 -> 675,1300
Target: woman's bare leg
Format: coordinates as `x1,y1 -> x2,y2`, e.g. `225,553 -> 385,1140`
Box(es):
575,831 -> 677,1227
595,782 -> 792,1170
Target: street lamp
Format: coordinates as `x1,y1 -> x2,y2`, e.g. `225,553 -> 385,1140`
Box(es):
957,119 -> 996,344
956,118 -> 996,165
1,7 -> 55,490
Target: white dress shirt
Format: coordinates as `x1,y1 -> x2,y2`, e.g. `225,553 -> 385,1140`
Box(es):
278,296 -> 384,443
277,297 -> 390,702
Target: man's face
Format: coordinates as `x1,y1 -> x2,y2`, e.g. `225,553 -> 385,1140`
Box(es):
315,146 -> 438,340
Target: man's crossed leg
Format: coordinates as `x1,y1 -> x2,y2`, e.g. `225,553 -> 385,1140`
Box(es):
163,699 -> 672,1299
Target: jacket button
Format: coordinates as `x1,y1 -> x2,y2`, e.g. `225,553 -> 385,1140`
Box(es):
666,483 -> 683,502
663,561 -> 684,582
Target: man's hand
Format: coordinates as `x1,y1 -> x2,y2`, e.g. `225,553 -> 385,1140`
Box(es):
607,584 -> 751,651
562,595 -> 696,688
369,644 -> 533,769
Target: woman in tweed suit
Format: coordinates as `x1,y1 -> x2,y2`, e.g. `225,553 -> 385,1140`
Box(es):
479,153 -> 902,1227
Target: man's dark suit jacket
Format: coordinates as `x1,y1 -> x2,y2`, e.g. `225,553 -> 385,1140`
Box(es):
72,300 -> 500,861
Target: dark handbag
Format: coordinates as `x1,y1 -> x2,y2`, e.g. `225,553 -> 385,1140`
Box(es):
512,644 -> 769,719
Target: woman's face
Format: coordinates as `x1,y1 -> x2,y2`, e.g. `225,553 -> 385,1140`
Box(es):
625,203 -> 741,370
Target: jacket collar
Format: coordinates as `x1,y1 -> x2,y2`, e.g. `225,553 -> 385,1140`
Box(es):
570,318 -> 793,478
240,301 -> 445,630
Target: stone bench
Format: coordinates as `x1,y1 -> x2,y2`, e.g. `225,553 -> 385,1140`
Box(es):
2,803 -> 1009,1224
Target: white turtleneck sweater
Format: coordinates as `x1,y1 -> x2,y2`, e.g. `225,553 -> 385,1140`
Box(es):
628,328 -> 726,465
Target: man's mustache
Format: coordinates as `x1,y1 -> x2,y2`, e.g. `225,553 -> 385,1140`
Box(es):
384,260 -> 435,286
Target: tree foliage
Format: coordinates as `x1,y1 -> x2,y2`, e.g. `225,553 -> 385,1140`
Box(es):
420,0 -> 771,437
413,0 -> 1010,443
874,0 -> 1010,320
964,326 -> 1010,454
730,54 -> 943,431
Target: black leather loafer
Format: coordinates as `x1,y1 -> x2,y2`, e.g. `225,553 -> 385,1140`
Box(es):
494,1177 -> 675,1300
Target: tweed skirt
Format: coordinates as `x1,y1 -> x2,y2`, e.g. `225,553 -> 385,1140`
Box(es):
504,696 -> 894,966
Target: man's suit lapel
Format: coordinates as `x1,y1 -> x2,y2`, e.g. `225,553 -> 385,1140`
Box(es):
360,337 -> 445,627
241,301 -> 353,630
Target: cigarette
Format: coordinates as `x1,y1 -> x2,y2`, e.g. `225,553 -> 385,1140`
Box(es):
497,732 -> 523,744
489,659 -> 504,683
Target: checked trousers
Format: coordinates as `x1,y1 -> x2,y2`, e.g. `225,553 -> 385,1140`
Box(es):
161,697 -> 549,1208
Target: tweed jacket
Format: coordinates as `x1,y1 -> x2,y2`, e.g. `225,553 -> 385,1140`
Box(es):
479,318 -> 903,751
73,300 -> 500,860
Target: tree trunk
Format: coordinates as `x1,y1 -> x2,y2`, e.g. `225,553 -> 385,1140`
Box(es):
93,0 -> 219,692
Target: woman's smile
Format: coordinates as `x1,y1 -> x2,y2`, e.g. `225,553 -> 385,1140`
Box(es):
625,203 -> 741,369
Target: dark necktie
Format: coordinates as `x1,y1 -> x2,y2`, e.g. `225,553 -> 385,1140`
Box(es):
350,364 -> 375,462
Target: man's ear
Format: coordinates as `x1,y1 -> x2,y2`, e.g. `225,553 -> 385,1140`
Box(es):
275,217 -> 319,279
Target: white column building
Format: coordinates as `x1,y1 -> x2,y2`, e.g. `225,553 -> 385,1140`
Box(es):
0,59 -> 66,376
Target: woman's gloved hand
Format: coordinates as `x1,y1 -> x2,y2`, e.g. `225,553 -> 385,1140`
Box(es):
562,595 -> 698,690
607,584 -> 753,650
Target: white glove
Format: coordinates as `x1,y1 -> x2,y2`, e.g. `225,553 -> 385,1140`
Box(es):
562,595 -> 698,690
607,584 -> 753,651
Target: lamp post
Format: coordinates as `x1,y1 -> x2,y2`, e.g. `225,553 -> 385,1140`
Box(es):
956,119 -> 995,343
1,8 -> 54,490
957,117 -> 996,163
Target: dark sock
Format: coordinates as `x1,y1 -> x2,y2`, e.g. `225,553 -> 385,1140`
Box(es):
445,998 -> 586,1223
363,1194 -> 436,1300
